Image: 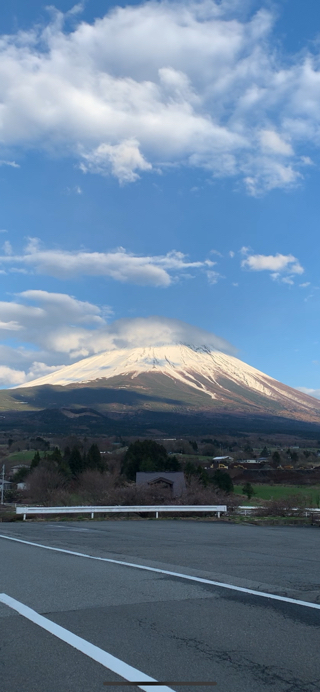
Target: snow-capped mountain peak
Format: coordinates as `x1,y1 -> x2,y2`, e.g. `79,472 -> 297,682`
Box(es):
16,343 -> 319,419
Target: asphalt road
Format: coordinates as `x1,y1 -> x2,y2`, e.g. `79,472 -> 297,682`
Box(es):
0,520 -> 319,692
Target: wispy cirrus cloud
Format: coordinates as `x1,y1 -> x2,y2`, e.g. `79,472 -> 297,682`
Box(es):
1,2 -> 320,192
0,160 -> 20,168
0,239 -> 215,287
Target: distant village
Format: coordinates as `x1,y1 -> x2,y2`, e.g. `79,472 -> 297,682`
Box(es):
1,430 -> 320,506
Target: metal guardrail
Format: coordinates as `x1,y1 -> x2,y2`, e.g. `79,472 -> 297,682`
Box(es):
16,504 -> 228,520
237,506 -> 320,516
14,504 -> 320,520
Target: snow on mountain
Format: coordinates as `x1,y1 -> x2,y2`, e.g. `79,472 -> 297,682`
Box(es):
17,344 -> 317,413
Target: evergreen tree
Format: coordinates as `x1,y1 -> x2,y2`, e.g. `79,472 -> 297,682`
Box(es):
212,469 -> 234,494
50,447 -> 62,462
139,457 -> 157,472
272,451 -> 281,466
122,439 -> 180,480
14,466 -> 30,482
189,440 -> 198,451
86,444 -> 105,472
31,450 -> 41,469
185,461 -> 209,486
58,457 -> 72,478
69,446 -> 83,477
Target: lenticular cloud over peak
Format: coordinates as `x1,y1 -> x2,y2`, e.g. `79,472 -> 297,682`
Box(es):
101,316 -> 236,355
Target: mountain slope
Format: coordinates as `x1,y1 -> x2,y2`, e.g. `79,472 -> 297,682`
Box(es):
13,344 -> 320,422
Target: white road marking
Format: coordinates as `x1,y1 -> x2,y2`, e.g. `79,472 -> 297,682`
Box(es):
0,593 -> 174,692
45,526 -> 91,532
1,533 -> 320,611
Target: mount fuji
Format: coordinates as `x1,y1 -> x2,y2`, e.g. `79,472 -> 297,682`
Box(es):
7,343 -> 320,425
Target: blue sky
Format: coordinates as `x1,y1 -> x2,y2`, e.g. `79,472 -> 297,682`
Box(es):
0,0 -> 320,396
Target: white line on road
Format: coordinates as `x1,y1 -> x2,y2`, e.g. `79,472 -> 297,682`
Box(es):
1,533 -> 320,611
0,592 -> 175,692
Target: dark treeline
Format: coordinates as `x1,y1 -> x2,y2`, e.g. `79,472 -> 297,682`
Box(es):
30,443 -> 106,478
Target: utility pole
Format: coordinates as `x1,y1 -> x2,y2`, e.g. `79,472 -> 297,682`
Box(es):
1,464 -> 4,504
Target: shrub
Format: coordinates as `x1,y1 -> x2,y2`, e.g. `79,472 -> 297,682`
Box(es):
256,495 -> 307,517
242,482 -> 255,500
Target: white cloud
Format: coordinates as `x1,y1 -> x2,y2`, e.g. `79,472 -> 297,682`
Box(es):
296,387 -> 320,400
65,185 -> 83,195
0,320 -> 22,331
207,270 -> 222,284
54,315 -> 236,358
0,366 -> 27,386
242,253 -> 304,275
80,139 -> 152,183
0,291 -> 112,381
0,291 -> 111,348
243,160 -> 301,196
0,242 -> 213,287
0,160 -> 20,168
0,296 -> 237,386
0,361 -> 63,386
300,156 -> 313,166
3,240 -> 12,256
259,130 -> 293,156
0,291 -> 237,360
19,290 -> 108,325
299,282 -> 311,288
0,2 -> 319,191
26,362 -> 62,381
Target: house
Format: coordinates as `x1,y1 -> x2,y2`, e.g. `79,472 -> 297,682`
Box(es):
11,464 -> 29,475
136,472 -> 186,497
0,479 -> 11,491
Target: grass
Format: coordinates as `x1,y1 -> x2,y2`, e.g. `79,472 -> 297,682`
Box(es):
6,450 -> 45,463
234,484 -> 320,506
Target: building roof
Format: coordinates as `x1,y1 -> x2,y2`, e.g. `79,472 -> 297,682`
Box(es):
213,456 -> 233,461
136,472 -> 186,497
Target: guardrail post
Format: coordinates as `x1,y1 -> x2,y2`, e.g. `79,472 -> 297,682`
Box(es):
217,511 -> 220,518
156,511 -> 159,519
91,512 -> 94,519
23,513 -> 26,521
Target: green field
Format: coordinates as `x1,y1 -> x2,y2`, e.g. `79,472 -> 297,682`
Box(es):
7,450 -> 45,463
234,484 -> 320,506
